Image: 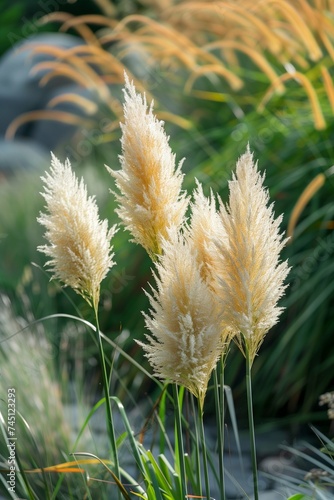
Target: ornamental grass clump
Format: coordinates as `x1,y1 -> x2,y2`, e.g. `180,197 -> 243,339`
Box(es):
38,153 -> 117,310
106,74 -> 189,258
33,76 -> 291,500
11,66 -> 296,500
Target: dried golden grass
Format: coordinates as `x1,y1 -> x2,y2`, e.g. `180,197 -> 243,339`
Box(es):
39,12 -> 100,45
321,65 -> 334,112
5,110 -> 94,140
287,173 -> 326,239
47,93 -> 98,114
258,71 -> 326,130
7,1 -> 334,138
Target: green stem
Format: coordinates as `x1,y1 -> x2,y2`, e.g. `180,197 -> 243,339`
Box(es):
94,306 -> 120,495
173,384 -> 187,499
213,360 -> 226,500
198,401 -> 210,500
245,346 -> 258,500
191,395 -> 202,495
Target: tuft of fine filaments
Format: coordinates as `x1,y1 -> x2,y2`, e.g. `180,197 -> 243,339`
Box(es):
38,154 -> 117,310
138,231 -> 224,410
214,147 -> 290,364
106,74 -> 188,259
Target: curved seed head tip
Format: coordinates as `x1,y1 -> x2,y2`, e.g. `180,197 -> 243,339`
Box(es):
215,147 -> 290,364
189,179 -> 227,286
106,74 -> 189,259
188,181 -> 235,350
139,230 -> 225,408
37,154 -> 117,309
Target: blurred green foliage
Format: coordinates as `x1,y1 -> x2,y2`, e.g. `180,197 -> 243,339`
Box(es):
1,0 -> 334,431
0,0 -> 104,55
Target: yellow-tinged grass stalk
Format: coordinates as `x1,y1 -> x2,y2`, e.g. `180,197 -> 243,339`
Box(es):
215,147 -> 290,365
38,154 -> 117,309
138,231 -> 224,410
106,74 -> 188,259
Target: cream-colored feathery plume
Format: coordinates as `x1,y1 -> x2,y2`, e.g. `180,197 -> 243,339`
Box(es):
138,231 -> 224,410
106,75 -> 188,259
38,154 -> 117,310
189,181 -> 235,349
190,180 -> 226,286
215,147 -> 290,365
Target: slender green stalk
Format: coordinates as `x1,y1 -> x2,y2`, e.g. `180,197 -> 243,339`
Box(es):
213,360 -> 226,500
158,385 -> 168,455
94,306 -> 121,497
191,394 -> 202,495
245,345 -> 258,500
173,384 -> 187,499
198,401 -> 210,500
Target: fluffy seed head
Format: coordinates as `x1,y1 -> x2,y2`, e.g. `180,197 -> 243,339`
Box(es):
189,181 -> 235,350
106,74 -> 189,259
215,147 -> 290,364
38,154 -> 117,309
138,231 -> 224,410
190,180 -> 227,287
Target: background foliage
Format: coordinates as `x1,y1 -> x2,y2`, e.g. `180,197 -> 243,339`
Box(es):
1,0 -> 333,463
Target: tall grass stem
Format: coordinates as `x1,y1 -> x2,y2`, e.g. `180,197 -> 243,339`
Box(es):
198,401 -> 211,500
94,306 -> 121,498
245,347 -> 258,500
213,361 -> 226,500
173,384 -> 188,499
191,394 -> 202,494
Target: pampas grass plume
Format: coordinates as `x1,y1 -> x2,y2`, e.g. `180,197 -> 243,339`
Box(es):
106,75 -> 188,259
38,154 -> 117,309
138,231 -> 224,410
215,147 -> 290,364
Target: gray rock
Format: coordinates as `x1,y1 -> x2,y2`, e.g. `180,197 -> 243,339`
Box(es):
0,138 -> 48,177
0,33 -> 86,137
